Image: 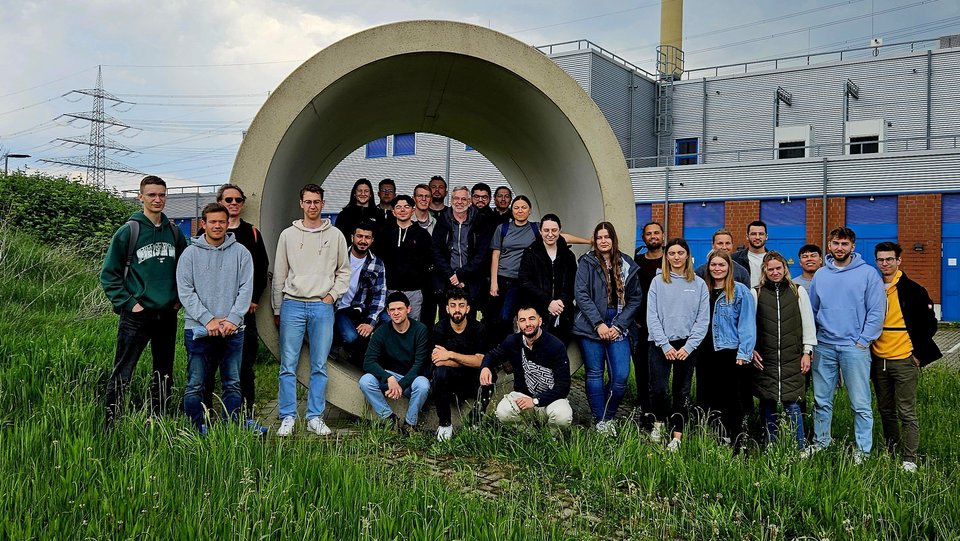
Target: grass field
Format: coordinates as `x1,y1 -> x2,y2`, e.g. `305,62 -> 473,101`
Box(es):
1,224 -> 958,540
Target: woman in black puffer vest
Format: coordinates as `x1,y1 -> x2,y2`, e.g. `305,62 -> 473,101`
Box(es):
751,251 -> 817,450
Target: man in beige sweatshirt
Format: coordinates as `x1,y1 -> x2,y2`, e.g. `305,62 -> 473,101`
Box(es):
272,183 -> 351,437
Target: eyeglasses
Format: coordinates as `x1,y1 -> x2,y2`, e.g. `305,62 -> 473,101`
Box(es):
473,195 -> 490,201
876,257 -> 898,264
380,188 -> 395,194
451,196 -> 469,203
222,197 -> 245,204
301,199 -> 323,207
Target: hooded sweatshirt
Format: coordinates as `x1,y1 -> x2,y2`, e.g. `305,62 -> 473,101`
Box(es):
808,252 -> 886,347
100,211 -> 188,311
177,233 -> 253,331
646,270 -> 711,354
272,219 -> 351,314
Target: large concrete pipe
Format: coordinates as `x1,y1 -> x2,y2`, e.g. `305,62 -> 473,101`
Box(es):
231,20 -> 633,418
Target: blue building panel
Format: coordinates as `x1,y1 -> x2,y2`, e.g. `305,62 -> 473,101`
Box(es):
846,196 -> 897,270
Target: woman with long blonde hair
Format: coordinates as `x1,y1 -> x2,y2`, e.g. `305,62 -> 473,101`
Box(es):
646,238 -> 710,451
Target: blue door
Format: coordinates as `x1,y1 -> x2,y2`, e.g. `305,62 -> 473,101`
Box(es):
174,218 -> 192,238
635,203 -> 653,252
942,195 -> 960,321
683,202 -> 724,268
846,196 -> 897,270
761,198 -> 806,278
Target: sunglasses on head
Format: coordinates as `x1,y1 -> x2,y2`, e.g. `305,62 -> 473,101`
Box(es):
223,197 -> 245,204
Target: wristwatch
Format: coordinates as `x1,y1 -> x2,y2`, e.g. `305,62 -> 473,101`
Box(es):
532,398 -> 540,406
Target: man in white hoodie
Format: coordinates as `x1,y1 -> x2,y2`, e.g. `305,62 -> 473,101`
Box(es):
272,184 -> 351,437
177,203 -> 253,433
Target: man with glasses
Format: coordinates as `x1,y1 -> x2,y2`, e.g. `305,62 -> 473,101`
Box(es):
803,227 -> 885,462
100,175 -> 188,428
870,242 -> 941,472
376,195 -> 432,321
377,178 -> 397,224
413,184 -> 439,324
471,183 -> 492,211
272,184 -> 351,437
428,175 -> 449,218
432,186 -> 491,309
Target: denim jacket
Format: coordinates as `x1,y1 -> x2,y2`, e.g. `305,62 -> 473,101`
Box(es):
711,281 -> 757,360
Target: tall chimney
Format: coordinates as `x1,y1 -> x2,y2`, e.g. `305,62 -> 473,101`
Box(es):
659,0 -> 684,78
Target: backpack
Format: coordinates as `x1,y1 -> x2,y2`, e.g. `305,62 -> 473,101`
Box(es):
499,221 -> 541,246
123,218 -> 183,282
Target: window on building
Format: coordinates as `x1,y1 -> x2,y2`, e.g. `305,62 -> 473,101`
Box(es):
365,137 -> 387,159
675,138 -> 698,165
777,141 -> 806,159
393,133 -> 416,156
465,144 -> 474,151
849,135 -> 880,155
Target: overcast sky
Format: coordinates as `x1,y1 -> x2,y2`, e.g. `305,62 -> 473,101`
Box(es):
1,0 -> 957,191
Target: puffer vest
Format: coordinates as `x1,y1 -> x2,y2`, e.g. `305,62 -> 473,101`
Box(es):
754,281 -> 806,402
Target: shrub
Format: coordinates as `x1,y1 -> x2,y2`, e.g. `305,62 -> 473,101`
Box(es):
0,171 -> 137,256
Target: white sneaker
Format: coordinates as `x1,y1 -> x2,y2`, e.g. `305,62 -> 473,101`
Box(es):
799,445 -> 822,459
666,437 -> 681,453
307,417 -> 332,436
436,424 -> 454,442
595,420 -> 617,437
902,461 -> 918,473
852,452 -> 867,465
650,422 -> 665,444
277,416 -> 295,437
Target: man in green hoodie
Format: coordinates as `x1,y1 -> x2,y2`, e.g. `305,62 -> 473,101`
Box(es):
100,175 -> 188,427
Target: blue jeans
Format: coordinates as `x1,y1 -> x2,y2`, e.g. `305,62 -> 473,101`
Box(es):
578,317 -> 631,422
183,328 -> 244,429
358,370 -> 430,426
812,343 -> 873,453
761,400 -> 805,449
278,299 -> 335,420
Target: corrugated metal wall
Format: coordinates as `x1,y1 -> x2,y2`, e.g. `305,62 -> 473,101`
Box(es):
550,52 -> 591,93
324,134 -> 508,211
630,149 -> 960,202
931,50 -> 960,150
592,53 -> 633,159
631,75 -> 658,166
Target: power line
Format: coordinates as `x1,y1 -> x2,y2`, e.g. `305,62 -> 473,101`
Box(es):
508,2 -> 660,34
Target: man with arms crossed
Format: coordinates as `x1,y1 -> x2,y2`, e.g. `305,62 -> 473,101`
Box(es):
431,290 -> 493,441
100,175 -> 188,427
360,292 -> 431,433
376,196 -> 432,321
480,304 -> 572,429
804,227 -> 885,461
334,222 -> 386,366
871,242 -> 941,472
177,203 -> 253,432
273,184 -> 350,437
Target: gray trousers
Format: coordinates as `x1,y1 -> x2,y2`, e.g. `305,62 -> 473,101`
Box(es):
871,356 -> 920,462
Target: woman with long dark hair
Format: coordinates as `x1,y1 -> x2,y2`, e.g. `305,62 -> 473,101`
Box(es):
751,251 -> 816,449
695,249 -> 756,449
572,222 -> 642,435
334,178 -> 379,240
518,214 -> 577,343
646,238 -> 710,452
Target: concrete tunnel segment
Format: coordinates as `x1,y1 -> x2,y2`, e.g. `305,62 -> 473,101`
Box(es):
230,20 -> 634,419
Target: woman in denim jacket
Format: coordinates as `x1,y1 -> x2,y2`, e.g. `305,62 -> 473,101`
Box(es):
572,222 -> 642,436
696,250 -> 757,450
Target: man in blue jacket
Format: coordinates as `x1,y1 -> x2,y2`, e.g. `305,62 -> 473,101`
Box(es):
804,227 -> 885,461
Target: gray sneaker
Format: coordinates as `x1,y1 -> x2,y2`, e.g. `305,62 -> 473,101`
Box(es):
307,417 -> 332,436
666,437 -> 681,453
595,420 -> 617,437
436,424 -> 454,442
799,444 -> 822,459
902,461 -> 918,472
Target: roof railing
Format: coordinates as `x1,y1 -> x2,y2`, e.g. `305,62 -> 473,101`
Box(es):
536,39 -> 656,79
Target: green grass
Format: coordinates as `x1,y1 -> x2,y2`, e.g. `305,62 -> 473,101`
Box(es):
1,224 -> 958,539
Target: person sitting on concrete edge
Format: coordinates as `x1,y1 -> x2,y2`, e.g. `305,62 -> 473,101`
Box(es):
176,203 -> 253,433
431,289 -> 494,441
359,291 -> 431,434
480,303 -> 573,430
334,221 -> 386,366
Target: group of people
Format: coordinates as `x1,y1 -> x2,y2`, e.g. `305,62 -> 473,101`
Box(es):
100,175 -> 941,471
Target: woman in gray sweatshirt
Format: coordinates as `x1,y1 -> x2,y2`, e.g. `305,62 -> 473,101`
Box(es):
646,238 -> 710,452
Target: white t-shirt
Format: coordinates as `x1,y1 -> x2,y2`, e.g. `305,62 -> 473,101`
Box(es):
338,253 -> 366,308
747,250 -> 765,288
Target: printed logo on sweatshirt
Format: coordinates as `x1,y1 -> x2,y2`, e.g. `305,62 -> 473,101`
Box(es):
137,242 -> 177,264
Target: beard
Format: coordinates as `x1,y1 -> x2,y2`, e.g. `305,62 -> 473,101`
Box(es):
449,312 -> 465,324
521,325 -> 540,339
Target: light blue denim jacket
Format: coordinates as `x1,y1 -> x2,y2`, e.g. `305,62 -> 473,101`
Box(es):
710,281 -> 757,360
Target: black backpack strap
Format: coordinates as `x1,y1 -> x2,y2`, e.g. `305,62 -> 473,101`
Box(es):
167,218 -> 182,246
123,219 -> 140,282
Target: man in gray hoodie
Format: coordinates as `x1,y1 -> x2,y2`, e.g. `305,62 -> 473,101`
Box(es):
177,203 -> 253,432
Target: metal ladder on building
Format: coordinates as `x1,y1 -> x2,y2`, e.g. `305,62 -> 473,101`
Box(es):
656,45 -> 684,167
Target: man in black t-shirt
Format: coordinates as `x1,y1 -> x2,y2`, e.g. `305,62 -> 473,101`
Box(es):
633,221 -> 664,431
430,290 -> 492,441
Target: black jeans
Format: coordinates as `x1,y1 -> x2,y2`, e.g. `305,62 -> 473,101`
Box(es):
648,340 -> 699,435
697,347 -> 752,445
105,308 -> 178,426
632,328 -> 653,428
431,365 -> 493,426
204,311 -> 258,418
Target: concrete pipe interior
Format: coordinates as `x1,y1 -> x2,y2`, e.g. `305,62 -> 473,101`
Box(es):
231,20 -> 633,419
